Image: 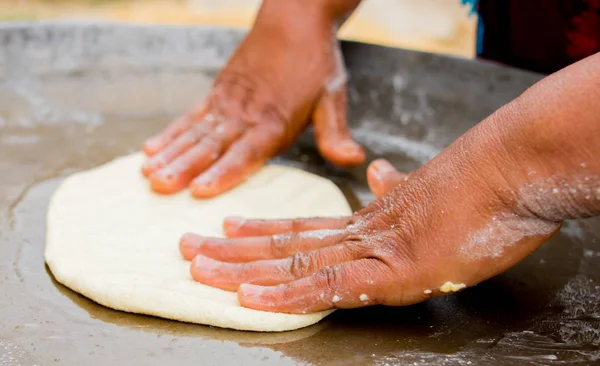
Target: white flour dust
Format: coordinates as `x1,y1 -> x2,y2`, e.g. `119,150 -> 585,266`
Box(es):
460,214 -> 558,260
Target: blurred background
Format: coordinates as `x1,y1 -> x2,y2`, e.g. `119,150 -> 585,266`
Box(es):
1,0 -> 478,58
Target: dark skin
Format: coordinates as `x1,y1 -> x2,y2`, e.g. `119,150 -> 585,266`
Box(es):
142,0 -> 364,196
144,0 -> 600,313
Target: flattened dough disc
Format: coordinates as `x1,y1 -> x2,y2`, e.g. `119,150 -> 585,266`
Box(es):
45,153 -> 352,332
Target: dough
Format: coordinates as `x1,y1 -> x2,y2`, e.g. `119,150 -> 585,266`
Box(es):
45,153 -> 352,332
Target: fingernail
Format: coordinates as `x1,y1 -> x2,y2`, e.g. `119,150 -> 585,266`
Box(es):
153,165 -> 173,178
192,175 -> 215,188
224,216 -> 245,232
191,175 -> 223,198
239,283 -> 266,298
372,159 -> 394,174
191,255 -> 220,278
179,233 -> 203,260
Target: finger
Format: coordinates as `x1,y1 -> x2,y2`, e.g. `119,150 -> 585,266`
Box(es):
367,159 -> 408,198
143,101 -> 209,156
142,124 -> 211,177
223,216 -> 353,238
190,243 -> 361,292
238,258 -> 392,313
148,136 -> 222,194
189,129 -> 277,198
179,229 -> 346,262
149,119 -> 245,194
313,86 -> 365,168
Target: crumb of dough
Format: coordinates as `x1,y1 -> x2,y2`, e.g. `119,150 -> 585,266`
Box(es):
359,294 -> 369,301
332,295 -> 340,303
439,281 -> 466,293
423,289 -> 432,294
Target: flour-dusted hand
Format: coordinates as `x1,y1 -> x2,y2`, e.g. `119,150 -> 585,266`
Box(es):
142,1 -> 365,197
179,53 -> 600,314
178,142 -> 559,313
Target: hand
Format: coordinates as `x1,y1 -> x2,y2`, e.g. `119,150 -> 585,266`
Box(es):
178,149 -> 560,313
176,53 -> 600,314
141,2 -> 365,198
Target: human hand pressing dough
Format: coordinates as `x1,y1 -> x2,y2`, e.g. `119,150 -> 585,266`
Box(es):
177,23 -> 600,315
176,53 -> 600,315
179,148 -> 559,313
141,2 -> 364,197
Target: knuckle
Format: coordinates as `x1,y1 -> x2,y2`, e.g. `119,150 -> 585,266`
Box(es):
387,228 -> 419,261
212,71 -> 288,132
344,216 -> 361,232
269,233 -> 294,257
288,252 -> 312,279
354,228 -> 415,267
263,119 -> 287,138
214,69 -> 257,90
191,122 -> 210,134
372,238 -> 399,261
346,241 -> 370,260
187,125 -> 208,142
291,219 -> 304,232
317,265 -> 343,294
177,131 -> 198,146
381,233 -> 415,264
238,262 -> 255,283
202,134 -> 223,150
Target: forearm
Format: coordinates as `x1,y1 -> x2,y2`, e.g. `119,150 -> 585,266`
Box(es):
464,52 -> 600,221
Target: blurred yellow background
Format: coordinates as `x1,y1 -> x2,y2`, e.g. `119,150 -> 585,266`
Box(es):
1,0 -> 477,58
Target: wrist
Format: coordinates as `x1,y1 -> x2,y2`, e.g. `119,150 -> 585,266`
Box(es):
256,0 -> 358,31
373,129 -> 552,286
401,119 -> 560,278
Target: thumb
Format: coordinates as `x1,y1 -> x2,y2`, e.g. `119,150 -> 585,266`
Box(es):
367,159 -> 409,197
312,85 -> 365,167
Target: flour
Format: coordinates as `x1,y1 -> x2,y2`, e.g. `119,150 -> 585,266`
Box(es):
460,213 -> 559,261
